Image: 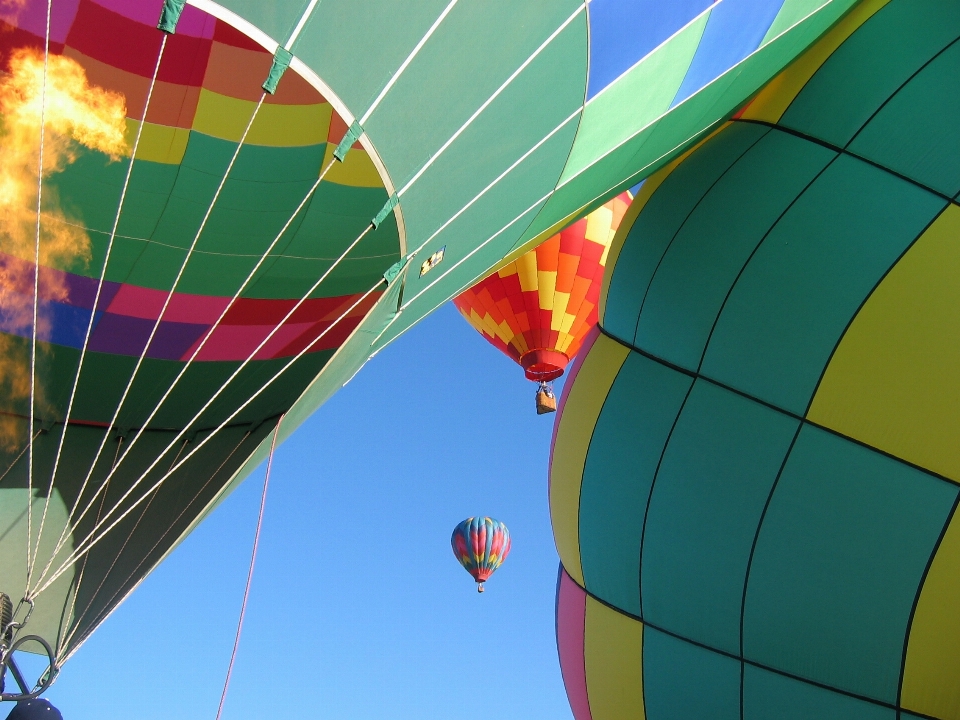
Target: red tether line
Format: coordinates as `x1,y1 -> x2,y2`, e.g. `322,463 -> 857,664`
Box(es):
214,417 -> 283,720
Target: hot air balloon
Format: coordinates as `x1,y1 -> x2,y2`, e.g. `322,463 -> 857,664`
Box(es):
552,1 -> 960,718
454,193 -> 631,413
451,517 -> 511,593
0,0 -> 858,699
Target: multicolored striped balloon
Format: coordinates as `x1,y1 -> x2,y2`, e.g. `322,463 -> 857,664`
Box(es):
451,517 -> 511,593
454,193 -> 631,383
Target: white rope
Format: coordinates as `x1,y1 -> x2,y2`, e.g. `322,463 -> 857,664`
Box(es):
25,0 -> 54,591
33,184 -> 363,596
33,95 -> 268,594
410,107 -> 581,260
32,34 -> 169,596
54,437 -> 120,658
214,418 -> 280,720
33,225 -> 377,591
56,430 -> 250,659
33,0 -> 583,595
74,157 -> 340,513
404,191 -> 554,311
396,3 -> 585,197
359,0 -> 461,126
35,279 -> 384,595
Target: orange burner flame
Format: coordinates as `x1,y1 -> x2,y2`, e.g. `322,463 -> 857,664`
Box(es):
0,47 -> 127,448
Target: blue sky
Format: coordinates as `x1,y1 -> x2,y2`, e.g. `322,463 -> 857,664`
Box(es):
11,302 -> 572,720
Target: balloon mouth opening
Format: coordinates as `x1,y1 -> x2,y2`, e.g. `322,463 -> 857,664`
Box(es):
521,349 -> 568,382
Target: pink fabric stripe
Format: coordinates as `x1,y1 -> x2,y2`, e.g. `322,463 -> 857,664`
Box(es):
106,284 -> 230,324
548,324 -> 601,492
15,0 -> 80,43
557,568 -> 592,720
89,0 -> 216,38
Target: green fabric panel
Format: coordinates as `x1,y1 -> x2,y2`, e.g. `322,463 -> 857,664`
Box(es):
743,425 -> 957,704
520,0 -> 859,259
635,128 -> 837,371
374,115 -> 582,349
214,0 -> 305,47
226,266 -> 405,491
848,40 -> 960,197
761,0 -> 833,45
642,627 -> 740,720
781,0 -> 960,148
641,380 -> 799,656
579,352 -> 692,617
361,0 -> 582,187
49,151 -> 126,250
396,16 -> 586,249
292,0 -> 467,119
603,122 -> 769,345
742,665 -> 895,720
701,154 -> 945,416
559,9 -> 710,183
115,240 -> 185,291
245,251 -> 394,299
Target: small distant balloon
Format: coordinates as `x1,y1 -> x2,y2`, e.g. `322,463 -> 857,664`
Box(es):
451,517 -> 511,593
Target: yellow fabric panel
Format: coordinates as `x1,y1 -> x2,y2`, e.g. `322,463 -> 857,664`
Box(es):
192,89 -> 332,146
585,204 -> 615,246
498,262 -> 519,278
513,333 -> 529,354
901,511 -> 960,719
321,145 -> 385,188
560,312 -> 576,334
808,206 -> 960,481
740,0 -> 891,123
480,312 -> 500,339
516,252 -> 539,292
495,319 -> 515,345
552,292 -> 571,330
584,596 -> 645,720
538,270 -> 557,311
551,333 -> 629,584
126,119 -> 189,165
466,308 -> 488,336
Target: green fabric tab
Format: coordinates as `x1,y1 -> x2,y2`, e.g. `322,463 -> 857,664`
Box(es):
333,120 -> 364,162
383,255 -> 408,284
262,47 -> 294,94
372,193 -> 399,229
156,0 -> 186,33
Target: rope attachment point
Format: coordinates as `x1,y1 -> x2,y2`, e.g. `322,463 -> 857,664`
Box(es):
372,193 -> 399,229
333,120 -> 363,162
262,47 -> 293,94
157,0 -> 185,33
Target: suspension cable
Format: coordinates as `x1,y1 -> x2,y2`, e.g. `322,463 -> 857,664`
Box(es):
56,429 -> 252,660
214,418 -> 280,720
31,0 -> 580,597
33,95 -> 268,594
31,34 -> 170,593
26,0 -> 54,594
35,279 -> 383,596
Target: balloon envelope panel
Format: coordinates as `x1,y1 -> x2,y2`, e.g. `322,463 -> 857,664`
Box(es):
0,0 -> 397,660
552,1 -> 960,717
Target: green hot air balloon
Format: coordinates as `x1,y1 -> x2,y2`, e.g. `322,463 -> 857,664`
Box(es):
552,1 -> 960,718
0,0 -> 856,689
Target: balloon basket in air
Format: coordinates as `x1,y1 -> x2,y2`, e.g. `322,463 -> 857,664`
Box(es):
536,383 -> 557,415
